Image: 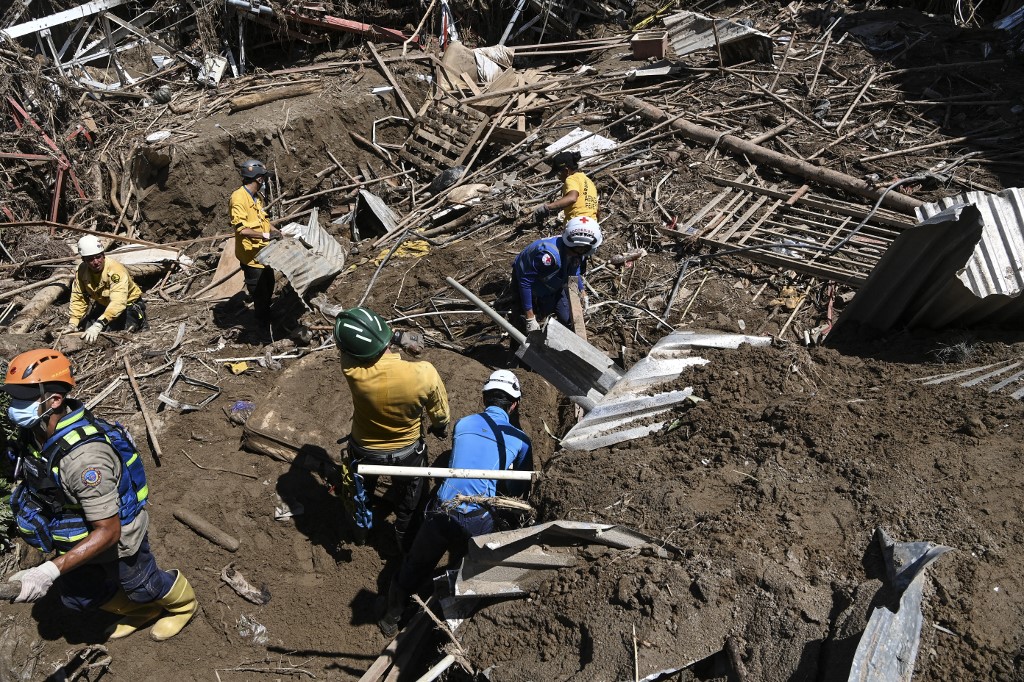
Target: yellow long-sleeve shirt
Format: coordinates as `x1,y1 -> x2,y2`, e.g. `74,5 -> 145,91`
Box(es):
230,186 -> 273,268
562,171 -> 599,222
68,257 -> 142,327
341,351 -> 451,450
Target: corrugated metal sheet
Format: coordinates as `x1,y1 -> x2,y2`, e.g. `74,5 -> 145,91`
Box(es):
663,11 -> 773,64
915,188 -> 1024,298
560,332 -> 771,451
255,238 -> 344,298
279,208 -> 346,270
356,190 -> 400,236
849,529 -> 951,682
830,189 -> 1024,338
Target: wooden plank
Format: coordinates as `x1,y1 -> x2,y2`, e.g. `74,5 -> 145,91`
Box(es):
453,118 -> 491,166
459,72 -> 482,96
406,137 -> 454,168
413,127 -> 459,152
367,41 -> 417,119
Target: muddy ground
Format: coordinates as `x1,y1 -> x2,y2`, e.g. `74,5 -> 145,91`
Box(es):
4,4 -> 1024,681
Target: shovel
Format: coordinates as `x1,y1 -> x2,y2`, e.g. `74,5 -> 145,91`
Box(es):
446,277 -> 623,411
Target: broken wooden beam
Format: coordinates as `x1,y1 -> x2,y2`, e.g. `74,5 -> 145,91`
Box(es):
621,96 -> 923,214
228,82 -> 320,113
367,42 -> 417,119
124,357 -> 163,467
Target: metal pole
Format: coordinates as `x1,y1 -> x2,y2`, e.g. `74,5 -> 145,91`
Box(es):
446,276 -> 526,346
357,464 -> 537,480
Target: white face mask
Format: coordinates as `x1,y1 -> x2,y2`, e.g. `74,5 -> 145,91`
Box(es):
7,397 -> 44,428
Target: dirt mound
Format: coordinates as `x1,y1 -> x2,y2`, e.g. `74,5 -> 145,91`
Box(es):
457,343 -> 1024,681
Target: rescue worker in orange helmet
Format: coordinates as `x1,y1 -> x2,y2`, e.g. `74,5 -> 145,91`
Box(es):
1,349 -> 197,641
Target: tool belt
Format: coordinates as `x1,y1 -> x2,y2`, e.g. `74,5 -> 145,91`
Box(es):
348,438 -> 425,465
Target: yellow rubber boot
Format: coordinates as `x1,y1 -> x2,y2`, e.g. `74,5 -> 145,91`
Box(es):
99,590 -> 163,640
150,570 -> 198,641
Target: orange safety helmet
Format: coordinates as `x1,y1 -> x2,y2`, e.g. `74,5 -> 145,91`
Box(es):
1,349 -> 75,400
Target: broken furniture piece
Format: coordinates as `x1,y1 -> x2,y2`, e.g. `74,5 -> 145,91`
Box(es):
449,521 -> 675,600
399,96 -> 491,180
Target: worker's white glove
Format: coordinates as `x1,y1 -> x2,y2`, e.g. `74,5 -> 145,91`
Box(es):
581,291 -> 590,312
525,317 -> 541,333
82,321 -> 105,344
12,561 -> 59,603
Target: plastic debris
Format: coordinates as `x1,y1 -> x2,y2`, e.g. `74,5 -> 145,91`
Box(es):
221,563 -> 271,605
237,614 -> 268,645
229,400 -> 255,425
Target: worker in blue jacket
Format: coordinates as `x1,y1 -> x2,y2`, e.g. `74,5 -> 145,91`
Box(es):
377,370 -> 531,636
512,216 -> 603,332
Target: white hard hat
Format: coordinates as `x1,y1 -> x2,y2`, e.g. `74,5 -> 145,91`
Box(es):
562,216 -> 602,255
483,369 -> 521,399
77,235 -> 105,258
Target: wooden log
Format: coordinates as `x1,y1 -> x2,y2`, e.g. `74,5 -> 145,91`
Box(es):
228,82 -> 320,113
173,509 -> 240,552
9,280 -> 70,333
621,96 -> 923,214
0,273 -> 70,303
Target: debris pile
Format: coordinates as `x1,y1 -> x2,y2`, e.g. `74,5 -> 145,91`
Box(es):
2,0 -> 1024,679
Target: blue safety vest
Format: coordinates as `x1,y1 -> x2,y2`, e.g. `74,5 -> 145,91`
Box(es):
15,404 -> 148,553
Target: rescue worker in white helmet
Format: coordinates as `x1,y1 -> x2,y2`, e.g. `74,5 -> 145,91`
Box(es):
1,349 -> 197,641
230,158 -> 283,334
377,369 -> 532,636
333,307 -> 451,553
530,150 -> 599,228
67,235 -> 147,344
511,216 -> 603,332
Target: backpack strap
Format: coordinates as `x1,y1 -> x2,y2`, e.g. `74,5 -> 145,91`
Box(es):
478,411 -> 507,472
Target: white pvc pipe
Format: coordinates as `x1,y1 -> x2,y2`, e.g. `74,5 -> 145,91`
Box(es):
357,464 -> 537,480
416,654 -> 456,682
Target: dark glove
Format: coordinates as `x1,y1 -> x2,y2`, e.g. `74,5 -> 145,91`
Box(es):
270,230 -> 283,241
532,204 -> 550,226
428,422 -> 449,439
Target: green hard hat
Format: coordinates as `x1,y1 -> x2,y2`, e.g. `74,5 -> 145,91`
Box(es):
334,307 -> 393,360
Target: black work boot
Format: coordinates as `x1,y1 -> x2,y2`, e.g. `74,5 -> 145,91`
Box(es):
377,577 -> 407,638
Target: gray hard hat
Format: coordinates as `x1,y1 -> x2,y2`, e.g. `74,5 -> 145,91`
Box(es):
239,159 -> 268,180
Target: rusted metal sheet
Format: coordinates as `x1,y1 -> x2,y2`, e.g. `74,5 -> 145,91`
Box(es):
280,208 -> 346,269
255,237 -> 344,298
831,190 -> 1024,338
663,11 -> 774,64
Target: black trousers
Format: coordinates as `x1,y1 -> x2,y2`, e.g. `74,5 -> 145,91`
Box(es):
352,440 -> 427,545
82,299 -> 147,332
241,264 -> 274,323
